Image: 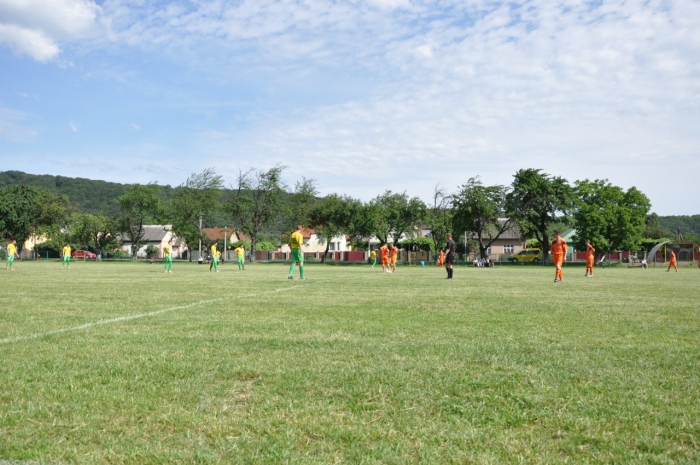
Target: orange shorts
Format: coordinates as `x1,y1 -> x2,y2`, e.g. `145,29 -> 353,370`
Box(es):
586,258 -> 594,267
553,255 -> 564,266
381,257 -> 389,265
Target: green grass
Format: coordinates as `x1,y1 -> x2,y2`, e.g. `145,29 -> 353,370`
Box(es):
1,261 -> 699,464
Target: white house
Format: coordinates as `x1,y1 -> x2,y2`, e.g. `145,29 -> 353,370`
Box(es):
120,225 -> 185,258
279,228 -> 352,253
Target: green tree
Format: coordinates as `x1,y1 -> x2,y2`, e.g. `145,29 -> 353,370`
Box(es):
572,180 -> 651,252
344,202 -> 378,246
285,177 -> 318,230
644,213 -> 671,240
425,185 -> 453,255
118,184 -> 162,260
369,191 -> 427,245
227,166 -> 286,261
310,194 -> 361,264
452,178 -> 516,260
0,185 -> 71,250
70,213 -> 120,256
506,169 -> 574,263
169,168 -> 224,261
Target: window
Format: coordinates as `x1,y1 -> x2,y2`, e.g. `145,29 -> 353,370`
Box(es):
504,244 -> 514,254
329,242 -> 336,251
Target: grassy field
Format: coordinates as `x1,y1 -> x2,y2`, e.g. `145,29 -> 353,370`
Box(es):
1,260 -> 699,464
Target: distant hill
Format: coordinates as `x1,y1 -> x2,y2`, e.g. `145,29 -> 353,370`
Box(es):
3,171 -> 698,239
0,171 -> 175,217
658,215 -> 700,240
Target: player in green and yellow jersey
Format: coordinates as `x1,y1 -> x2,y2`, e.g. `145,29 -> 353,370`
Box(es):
209,243 -> 219,272
370,250 -> 377,268
288,225 -> 306,280
234,244 -> 246,270
6,238 -> 18,271
62,243 -> 71,268
163,239 -> 173,273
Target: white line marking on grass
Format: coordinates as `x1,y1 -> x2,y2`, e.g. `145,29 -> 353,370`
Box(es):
0,285 -> 306,346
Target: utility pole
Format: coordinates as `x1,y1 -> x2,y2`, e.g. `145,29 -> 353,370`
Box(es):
198,215 -> 202,260
464,231 -> 467,262
224,226 -> 227,261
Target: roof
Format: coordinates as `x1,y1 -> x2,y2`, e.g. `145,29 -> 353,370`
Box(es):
202,228 -> 227,241
561,229 -> 577,241
235,231 -> 251,242
121,225 -> 172,243
202,227 -> 250,242
280,228 -> 316,240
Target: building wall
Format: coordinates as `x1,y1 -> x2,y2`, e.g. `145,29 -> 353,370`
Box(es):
280,234 -> 351,253
121,230 -> 185,258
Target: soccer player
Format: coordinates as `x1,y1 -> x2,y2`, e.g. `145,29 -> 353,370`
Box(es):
585,239 -> 595,277
667,250 -> 678,272
234,244 -> 246,270
549,231 -> 568,282
379,243 -> 390,273
288,225 -> 306,280
210,243 -> 219,272
444,233 -> 456,279
369,249 -> 377,268
390,243 -> 399,272
163,239 -> 173,273
437,250 -> 445,268
62,243 -> 71,269
5,238 -> 17,271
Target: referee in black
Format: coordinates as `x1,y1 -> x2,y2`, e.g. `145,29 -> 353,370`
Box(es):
444,233 -> 456,280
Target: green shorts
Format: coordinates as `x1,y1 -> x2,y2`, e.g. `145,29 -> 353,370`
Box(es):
237,257 -> 244,263
63,256 -> 70,263
165,255 -> 172,263
371,258 -> 376,265
291,248 -> 303,263
7,256 -> 14,263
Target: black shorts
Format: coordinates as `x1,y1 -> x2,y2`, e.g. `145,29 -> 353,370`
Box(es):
445,253 -> 455,266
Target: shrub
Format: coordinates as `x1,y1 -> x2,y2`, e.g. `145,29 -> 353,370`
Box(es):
255,240 -> 277,251
230,240 -> 251,250
145,245 -> 159,259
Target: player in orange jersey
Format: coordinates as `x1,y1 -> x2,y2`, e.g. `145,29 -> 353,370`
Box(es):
390,243 -> 399,272
437,250 -> 445,268
585,239 -> 595,277
548,231 -> 568,283
667,250 -> 678,272
379,243 -> 390,273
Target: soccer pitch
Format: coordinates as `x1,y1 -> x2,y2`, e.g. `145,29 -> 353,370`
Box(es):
1,262 -> 698,464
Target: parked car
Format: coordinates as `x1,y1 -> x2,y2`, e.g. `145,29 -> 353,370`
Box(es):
72,249 -> 97,260
508,248 -> 542,263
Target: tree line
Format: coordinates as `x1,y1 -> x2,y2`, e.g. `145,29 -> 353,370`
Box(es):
0,167 -> 686,263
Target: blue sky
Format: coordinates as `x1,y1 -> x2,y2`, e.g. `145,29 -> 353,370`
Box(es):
0,0 -> 698,215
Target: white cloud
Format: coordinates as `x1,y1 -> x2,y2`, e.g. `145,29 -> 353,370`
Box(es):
130,123 -> 141,131
69,121 -> 79,132
2,0 -> 699,213
365,0 -> 412,10
0,23 -> 59,61
0,0 -> 102,61
185,0 -> 700,213
0,106 -> 38,142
